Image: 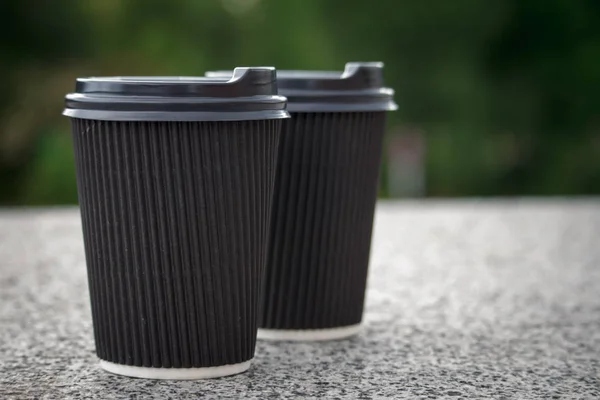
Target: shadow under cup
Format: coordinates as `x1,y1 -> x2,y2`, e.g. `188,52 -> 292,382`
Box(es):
63,69 -> 288,379
207,62 -> 397,341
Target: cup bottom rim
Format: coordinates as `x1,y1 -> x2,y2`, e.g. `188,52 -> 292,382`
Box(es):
257,324 -> 361,342
99,359 -> 252,380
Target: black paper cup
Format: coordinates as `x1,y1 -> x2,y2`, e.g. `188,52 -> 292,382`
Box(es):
63,68 -> 289,378
207,63 -> 396,341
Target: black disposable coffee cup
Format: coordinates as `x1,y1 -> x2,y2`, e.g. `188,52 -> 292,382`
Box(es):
207,63 -> 396,341
63,68 -> 289,378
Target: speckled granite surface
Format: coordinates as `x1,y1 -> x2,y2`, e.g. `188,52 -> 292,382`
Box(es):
1,201 -> 599,399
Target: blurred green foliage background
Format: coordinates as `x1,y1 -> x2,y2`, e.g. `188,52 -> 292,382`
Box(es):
1,0 -> 599,204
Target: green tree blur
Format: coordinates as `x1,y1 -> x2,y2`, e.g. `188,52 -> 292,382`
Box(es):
1,0 -> 599,204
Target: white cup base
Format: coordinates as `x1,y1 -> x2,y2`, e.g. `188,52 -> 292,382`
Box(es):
257,324 -> 361,341
99,359 -> 252,380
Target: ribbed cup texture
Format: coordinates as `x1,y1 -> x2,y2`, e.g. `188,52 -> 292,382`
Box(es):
261,112 -> 387,330
71,118 -> 280,368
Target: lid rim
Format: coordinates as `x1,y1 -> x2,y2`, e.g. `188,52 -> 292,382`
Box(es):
287,102 -> 398,113
63,108 -> 290,122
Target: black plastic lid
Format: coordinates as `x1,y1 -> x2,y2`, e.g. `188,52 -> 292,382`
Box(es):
206,62 -> 397,113
63,67 -> 289,122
